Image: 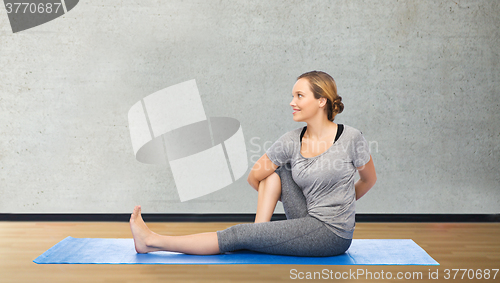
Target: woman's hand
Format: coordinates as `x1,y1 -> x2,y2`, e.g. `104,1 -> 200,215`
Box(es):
355,155 -> 377,200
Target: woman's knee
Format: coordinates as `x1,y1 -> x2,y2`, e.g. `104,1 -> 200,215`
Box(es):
260,172 -> 281,191
267,172 -> 281,185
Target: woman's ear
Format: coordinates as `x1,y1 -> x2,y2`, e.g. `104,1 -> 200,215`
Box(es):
318,97 -> 327,108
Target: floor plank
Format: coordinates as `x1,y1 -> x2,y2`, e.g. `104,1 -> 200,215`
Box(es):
0,222 -> 498,282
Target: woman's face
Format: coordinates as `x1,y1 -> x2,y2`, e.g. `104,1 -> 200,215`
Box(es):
290,78 -> 326,122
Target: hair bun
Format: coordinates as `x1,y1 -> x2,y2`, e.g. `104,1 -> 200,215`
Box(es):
332,96 -> 344,114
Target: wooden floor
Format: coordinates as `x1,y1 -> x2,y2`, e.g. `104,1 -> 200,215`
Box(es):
1,221 -> 499,282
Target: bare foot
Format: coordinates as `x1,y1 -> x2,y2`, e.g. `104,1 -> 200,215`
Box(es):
129,205 -> 158,253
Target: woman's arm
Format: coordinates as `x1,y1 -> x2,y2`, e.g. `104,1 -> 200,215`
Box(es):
355,155 -> 377,200
247,153 -> 279,192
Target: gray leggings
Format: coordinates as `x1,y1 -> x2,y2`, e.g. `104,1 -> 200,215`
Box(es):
216,164 -> 352,257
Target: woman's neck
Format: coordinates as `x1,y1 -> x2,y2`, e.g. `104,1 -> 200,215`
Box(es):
304,119 -> 337,140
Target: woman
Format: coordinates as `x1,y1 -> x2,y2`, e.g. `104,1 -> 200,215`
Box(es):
130,71 -> 377,256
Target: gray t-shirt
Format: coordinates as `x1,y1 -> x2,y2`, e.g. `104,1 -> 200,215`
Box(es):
266,124 -> 371,239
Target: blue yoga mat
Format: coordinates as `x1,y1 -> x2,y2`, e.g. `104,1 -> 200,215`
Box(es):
34,236 -> 439,265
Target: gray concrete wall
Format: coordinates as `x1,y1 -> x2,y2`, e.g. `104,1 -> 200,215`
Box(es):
0,0 -> 498,213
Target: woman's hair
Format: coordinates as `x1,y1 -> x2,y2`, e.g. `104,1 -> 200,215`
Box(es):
297,71 -> 344,121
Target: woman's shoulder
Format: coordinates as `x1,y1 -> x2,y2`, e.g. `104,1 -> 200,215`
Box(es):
276,126 -> 304,141
342,124 -> 359,132
282,126 -> 304,135
340,124 -> 365,138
